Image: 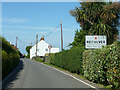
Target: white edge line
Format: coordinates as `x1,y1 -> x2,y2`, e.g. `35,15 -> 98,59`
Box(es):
38,62 -> 99,90
9,59 -> 99,90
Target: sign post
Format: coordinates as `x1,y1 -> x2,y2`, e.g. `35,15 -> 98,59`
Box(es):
48,45 -> 52,55
85,35 -> 107,49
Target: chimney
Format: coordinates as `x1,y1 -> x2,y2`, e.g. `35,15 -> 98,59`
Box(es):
40,36 -> 44,41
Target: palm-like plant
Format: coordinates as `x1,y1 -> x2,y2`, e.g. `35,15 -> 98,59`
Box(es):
70,2 -> 120,45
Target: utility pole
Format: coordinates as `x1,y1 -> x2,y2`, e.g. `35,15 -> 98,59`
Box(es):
16,36 -> 18,48
61,21 -> 63,51
36,34 -> 38,59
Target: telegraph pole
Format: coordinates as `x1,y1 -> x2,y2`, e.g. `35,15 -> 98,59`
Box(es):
61,21 -> 63,51
16,36 -> 18,48
36,34 -> 38,59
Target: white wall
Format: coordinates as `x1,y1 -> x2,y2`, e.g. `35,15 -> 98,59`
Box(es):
37,40 -> 49,56
30,45 -> 36,59
30,48 -> 32,59
30,40 -> 59,59
51,48 -> 59,53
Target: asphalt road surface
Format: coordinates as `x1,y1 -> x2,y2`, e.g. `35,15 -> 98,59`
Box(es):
3,58 -> 98,89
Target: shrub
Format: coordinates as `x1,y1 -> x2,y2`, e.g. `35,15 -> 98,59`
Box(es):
50,47 -> 85,75
2,37 -> 20,79
83,41 -> 120,89
106,41 -> 120,89
26,53 -> 30,58
83,49 -> 108,84
49,53 -> 55,65
35,58 -> 44,62
2,50 -> 9,78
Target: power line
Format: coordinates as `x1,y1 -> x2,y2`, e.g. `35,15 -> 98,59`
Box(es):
45,24 -> 60,37
18,38 -> 35,45
17,24 -> 61,51
18,39 -> 28,46
17,24 -> 60,45
18,38 -> 30,44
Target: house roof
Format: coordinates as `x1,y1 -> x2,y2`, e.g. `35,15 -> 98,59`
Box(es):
11,44 -> 18,50
31,40 -> 59,49
31,40 -> 49,48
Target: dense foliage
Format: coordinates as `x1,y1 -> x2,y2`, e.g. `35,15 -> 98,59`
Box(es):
70,2 -> 120,46
48,2 -> 120,89
83,41 -> 120,89
49,53 -> 55,65
2,37 -> 20,79
35,58 -> 44,62
69,29 -> 87,47
25,46 -> 32,58
50,47 -> 85,74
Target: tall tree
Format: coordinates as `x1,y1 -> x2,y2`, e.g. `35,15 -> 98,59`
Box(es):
70,2 -> 120,45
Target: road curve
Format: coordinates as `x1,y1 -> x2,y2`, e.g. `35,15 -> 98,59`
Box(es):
3,58 -> 96,88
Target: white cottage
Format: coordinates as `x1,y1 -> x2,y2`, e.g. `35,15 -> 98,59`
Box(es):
30,37 -> 59,59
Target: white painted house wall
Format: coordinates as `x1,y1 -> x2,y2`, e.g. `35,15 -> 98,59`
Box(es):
30,40 -> 59,59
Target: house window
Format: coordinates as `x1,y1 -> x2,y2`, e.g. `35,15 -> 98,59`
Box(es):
45,48 -> 48,52
37,49 -> 39,51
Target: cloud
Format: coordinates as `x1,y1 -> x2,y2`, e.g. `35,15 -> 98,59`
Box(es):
3,18 -> 28,23
3,25 -> 75,34
3,25 -> 54,30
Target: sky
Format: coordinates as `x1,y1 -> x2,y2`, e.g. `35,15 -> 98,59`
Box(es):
2,2 -> 81,54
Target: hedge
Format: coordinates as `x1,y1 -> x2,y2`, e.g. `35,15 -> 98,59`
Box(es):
49,53 -> 55,65
83,41 -> 120,89
50,47 -> 85,75
2,37 -> 20,79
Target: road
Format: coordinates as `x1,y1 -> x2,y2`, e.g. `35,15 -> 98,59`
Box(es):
3,58 -> 99,89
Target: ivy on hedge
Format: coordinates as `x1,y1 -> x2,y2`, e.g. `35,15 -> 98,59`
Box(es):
83,41 -> 120,89
49,41 -> 120,89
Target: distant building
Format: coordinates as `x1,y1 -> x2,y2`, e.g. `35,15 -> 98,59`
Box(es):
30,36 -> 59,59
9,42 -> 18,50
11,44 -> 18,50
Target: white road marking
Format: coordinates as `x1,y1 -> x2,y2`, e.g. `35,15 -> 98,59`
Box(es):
1,59 -> 99,90
39,62 -> 99,90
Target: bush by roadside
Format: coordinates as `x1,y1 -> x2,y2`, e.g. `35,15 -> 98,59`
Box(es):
48,41 -> 120,89
83,41 -> 120,89
49,47 -> 85,75
35,58 -> 44,62
49,53 -> 55,65
2,37 -> 20,79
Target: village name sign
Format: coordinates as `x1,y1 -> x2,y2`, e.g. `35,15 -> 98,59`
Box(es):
85,35 -> 107,49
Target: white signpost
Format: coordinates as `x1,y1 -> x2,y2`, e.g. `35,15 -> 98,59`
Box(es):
85,35 -> 107,49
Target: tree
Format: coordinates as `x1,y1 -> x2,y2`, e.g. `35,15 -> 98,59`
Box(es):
70,2 -> 120,45
69,29 -> 87,47
25,46 -> 32,58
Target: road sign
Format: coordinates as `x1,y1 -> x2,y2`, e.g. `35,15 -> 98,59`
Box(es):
48,45 -> 52,49
85,35 -> 107,49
